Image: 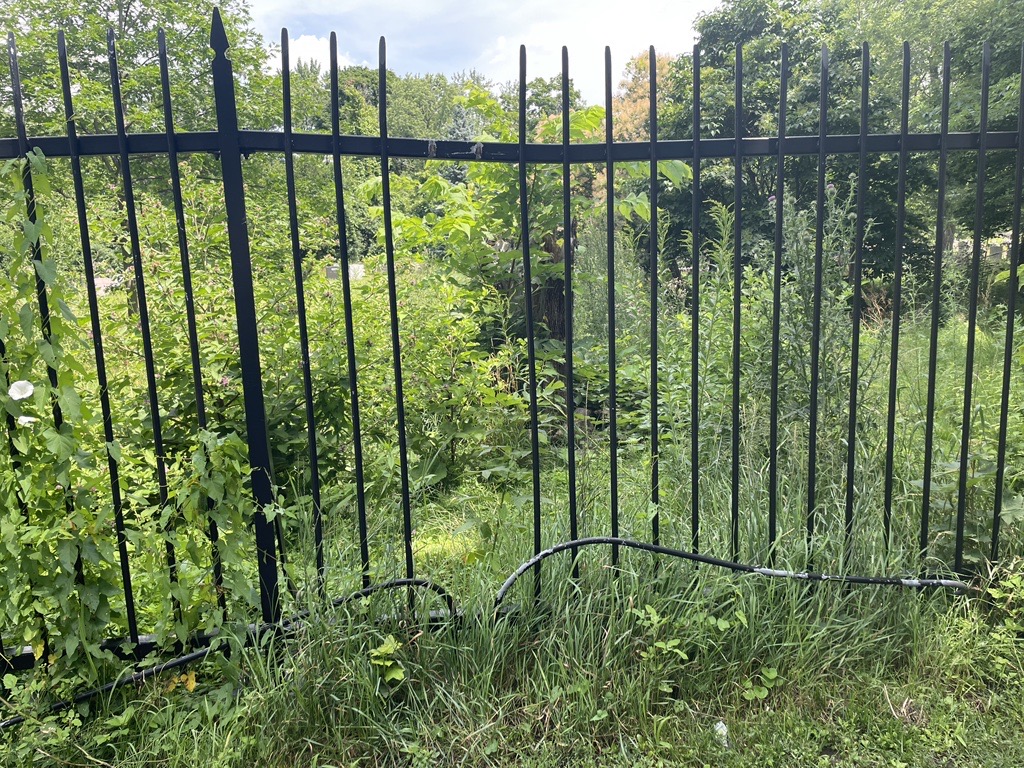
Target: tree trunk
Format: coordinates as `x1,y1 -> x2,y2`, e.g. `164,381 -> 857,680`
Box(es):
535,232 -> 565,341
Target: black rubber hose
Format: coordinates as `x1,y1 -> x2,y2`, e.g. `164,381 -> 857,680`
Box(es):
493,537 -> 978,610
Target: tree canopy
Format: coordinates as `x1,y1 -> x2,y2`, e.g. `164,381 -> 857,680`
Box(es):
0,0 -> 273,135
3,0 -> 1021,278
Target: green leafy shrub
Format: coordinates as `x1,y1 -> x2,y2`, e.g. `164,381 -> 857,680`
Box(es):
1,155 -> 256,716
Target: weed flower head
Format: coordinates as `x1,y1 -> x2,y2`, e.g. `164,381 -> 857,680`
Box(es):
8,380 -> 34,401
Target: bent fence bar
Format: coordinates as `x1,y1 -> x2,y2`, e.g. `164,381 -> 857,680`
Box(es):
0,10 -> 1022,705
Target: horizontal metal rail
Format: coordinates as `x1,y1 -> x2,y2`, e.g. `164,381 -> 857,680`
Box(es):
0,130 -> 1016,163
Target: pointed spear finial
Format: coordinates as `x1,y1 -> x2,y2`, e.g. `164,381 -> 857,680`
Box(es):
8,32 -> 18,87
211,8 -> 229,55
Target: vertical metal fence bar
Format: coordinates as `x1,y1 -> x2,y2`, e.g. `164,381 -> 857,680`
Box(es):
13,33 -> 88,663
7,35 -> 58,663
731,45 -> 743,563
329,33 -> 371,589
921,43 -> 952,565
377,38 -> 415,583
0,324 -> 13,663
0,126 -> 20,655
992,44 -> 1024,563
0,169 -> 24,546
108,30 -> 181,622
8,36 -> 60,445
845,43 -> 869,564
210,10 -> 280,624
158,30 -> 226,614
519,45 -> 543,600
0,341 -> 31,658
768,43 -> 788,562
884,42 -> 911,555
8,34 -> 81,585
281,30 -> 325,593
648,46 -> 660,548
807,45 -> 829,562
57,31 -> 138,643
691,44 -> 702,555
561,47 -> 579,578
604,47 -> 619,567
0,351 -> 26,529
955,42 -> 990,573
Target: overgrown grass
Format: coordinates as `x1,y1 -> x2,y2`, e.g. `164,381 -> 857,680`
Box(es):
5,558 -> 1023,766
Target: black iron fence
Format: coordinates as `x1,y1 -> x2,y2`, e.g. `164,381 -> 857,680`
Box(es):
1,10 -> 1022,716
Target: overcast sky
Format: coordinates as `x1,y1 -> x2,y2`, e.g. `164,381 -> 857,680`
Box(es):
250,0 -> 722,104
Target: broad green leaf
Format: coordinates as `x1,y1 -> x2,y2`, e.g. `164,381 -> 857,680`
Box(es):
43,428 -> 75,461
21,219 -> 41,245
658,159 -> 692,186
19,302 -> 35,339
59,386 -> 82,422
57,298 -> 77,323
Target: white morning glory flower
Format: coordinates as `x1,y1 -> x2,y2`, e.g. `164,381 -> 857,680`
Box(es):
17,415 -> 37,426
8,380 -> 34,401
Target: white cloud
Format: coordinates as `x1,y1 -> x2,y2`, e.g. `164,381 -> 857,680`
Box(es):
250,0 -> 451,32
474,0 -> 720,101
266,34 -> 357,75
247,0 -> 720,102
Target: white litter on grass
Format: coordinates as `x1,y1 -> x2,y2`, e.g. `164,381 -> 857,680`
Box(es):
325,263 -> 365,281
714,720 -> 731,748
